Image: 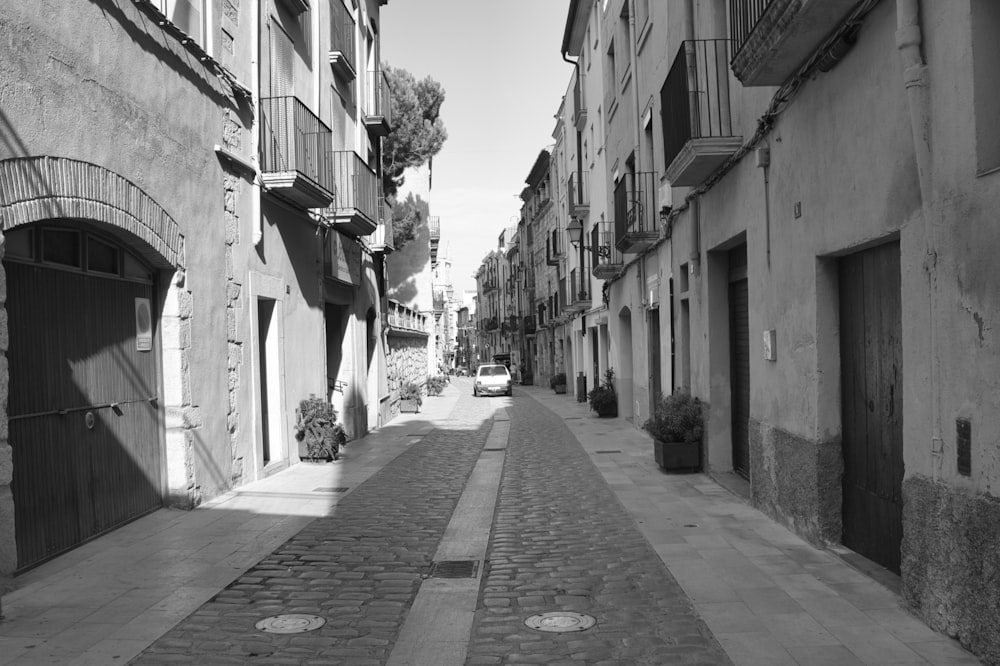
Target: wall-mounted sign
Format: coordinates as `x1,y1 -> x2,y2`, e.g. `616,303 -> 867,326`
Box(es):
327,230 -> 361,286
135,297 -> 152,351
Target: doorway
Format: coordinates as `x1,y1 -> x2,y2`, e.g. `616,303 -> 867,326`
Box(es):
839,241 -> 903,573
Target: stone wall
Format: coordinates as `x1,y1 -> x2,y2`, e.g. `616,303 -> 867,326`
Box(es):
387,335 -> 428,419
902,475 -> 1000,663
749,420 -> 843,546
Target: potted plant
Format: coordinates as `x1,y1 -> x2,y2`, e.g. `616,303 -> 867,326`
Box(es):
588,368 -> 618,417
550,372 -> 567,394
426,375 -> 448,396
644,391 -> 704,471
294,395 -> 347,462
399,381 -> 423,413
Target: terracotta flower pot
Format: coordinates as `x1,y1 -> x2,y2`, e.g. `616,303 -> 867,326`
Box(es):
400,399 -> 420,413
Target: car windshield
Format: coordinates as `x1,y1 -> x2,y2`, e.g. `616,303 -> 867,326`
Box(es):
479,366 -> 508,377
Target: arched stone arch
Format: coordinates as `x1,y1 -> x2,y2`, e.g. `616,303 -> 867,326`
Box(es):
0,156 -> 183,270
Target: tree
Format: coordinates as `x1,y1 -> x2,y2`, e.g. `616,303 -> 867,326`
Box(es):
382,64 -> 447,198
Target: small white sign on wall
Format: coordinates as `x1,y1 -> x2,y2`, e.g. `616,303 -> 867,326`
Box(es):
762,329 -> 776,361
136,297 -> 153,352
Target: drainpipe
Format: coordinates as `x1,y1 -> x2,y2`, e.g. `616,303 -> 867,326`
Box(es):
682,0 -> 700,277
896,0 -> 941,479
252,0 -> 263,246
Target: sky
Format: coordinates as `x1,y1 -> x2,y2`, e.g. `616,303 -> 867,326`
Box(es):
381,0 -> 574,301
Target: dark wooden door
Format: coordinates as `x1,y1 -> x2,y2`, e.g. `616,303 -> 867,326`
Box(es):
839,242 -> 903,573
7,262 -> 162,569
729,246 -> 750,478
649,308 -> 662,411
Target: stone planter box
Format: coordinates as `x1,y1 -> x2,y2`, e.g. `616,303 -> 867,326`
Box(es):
553,384 -> 567,394
593,404 -> 617,418
399,399 -> 420,413
653,438 -> 701,471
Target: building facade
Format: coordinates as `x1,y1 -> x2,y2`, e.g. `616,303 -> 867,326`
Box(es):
519,0 -> 1000,660
0,0 -> 393,575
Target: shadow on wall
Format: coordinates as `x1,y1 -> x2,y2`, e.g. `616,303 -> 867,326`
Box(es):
387,223 -> 430,305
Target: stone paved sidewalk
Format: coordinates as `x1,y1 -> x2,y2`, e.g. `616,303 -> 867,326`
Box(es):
132,391 -> 495,665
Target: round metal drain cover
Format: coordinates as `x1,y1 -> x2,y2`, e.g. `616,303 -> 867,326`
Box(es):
255,614 -> 326,634
524,612 -> 596,633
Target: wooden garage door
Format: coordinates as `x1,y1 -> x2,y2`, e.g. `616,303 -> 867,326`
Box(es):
839,242 -> 903,573
6,228 -> 162,569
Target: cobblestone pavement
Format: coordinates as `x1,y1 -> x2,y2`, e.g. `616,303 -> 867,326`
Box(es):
132,392 -> 496,665
465,394 -> 729,666
131,384 -> 730,665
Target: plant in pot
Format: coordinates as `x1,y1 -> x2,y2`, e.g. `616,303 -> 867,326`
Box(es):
644,391 -> 704,471
294,395 -> 347,462
426,375 -> 448,396
588,368 -> 618,417
399,381 -> 423,413
550,372 -> 567,394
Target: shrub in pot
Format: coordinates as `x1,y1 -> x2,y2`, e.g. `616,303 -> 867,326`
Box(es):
294,395 -> 347,462
644,391 -> 704,471
426,375 -> 448,396
399,381 -> 423,413
588,368 -> 618,417
550,372 -> 567,394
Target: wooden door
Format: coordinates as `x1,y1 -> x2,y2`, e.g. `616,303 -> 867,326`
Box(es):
839,242 -> 903,573
729,246 -> 750,477
7,261 -> 162,569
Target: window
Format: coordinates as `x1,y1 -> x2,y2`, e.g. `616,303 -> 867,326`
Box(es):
635,0 -> 649,35
157,0 -> 204,44
42,229 -> 81,268
972,0 -> 1000,173
7,225 -> 153,282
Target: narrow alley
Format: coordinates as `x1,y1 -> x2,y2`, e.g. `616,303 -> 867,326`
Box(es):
0,381 -> 979,665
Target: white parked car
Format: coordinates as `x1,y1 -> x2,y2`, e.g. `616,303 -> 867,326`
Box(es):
473,364 -> 512,397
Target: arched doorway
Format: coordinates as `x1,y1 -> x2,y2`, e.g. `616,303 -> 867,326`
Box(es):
617,306 -> 634,421
0,156 -> 183,571
4,222 -> 163,568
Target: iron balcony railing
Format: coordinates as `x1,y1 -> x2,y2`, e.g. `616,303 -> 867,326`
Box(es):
591,223 -> 623,278
523,315 -> 536,335
428,216 -> 441,240
614,171 -> 659,252
662,40 -> 736,171
330,150 -> 378,223
729,0 -> 770,56
570,268 -> 590,304
329,0 -> 356,78
568,171 -> 589,215
364,69 -> 392,129
260,96 -> 333,193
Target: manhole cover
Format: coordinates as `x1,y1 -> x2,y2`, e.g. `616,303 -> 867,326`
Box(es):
255,614 -> 326,634
524,612 -> 596,633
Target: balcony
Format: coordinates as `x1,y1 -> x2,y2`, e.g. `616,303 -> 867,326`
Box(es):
260,97 -> 334,209
559,277 -> 574,315
485,316 -> 499,331
663,40 -> 742,187
327,150 -> 378,237
573,76 -> 588,131
568,171 -> 589,217
729,0 -> 861,86
614,171 -> 659,254
387,300 -> 429,338
328,0 -> 356,80
569,268 -> 591,311
365,196 -> 394,253
591,222 -> 623,278
364,69 -> 392,136
482,279 -> 497,294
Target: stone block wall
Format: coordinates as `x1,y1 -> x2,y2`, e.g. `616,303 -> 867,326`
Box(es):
749,420 -> 843,546
903,475 -> 1000,663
